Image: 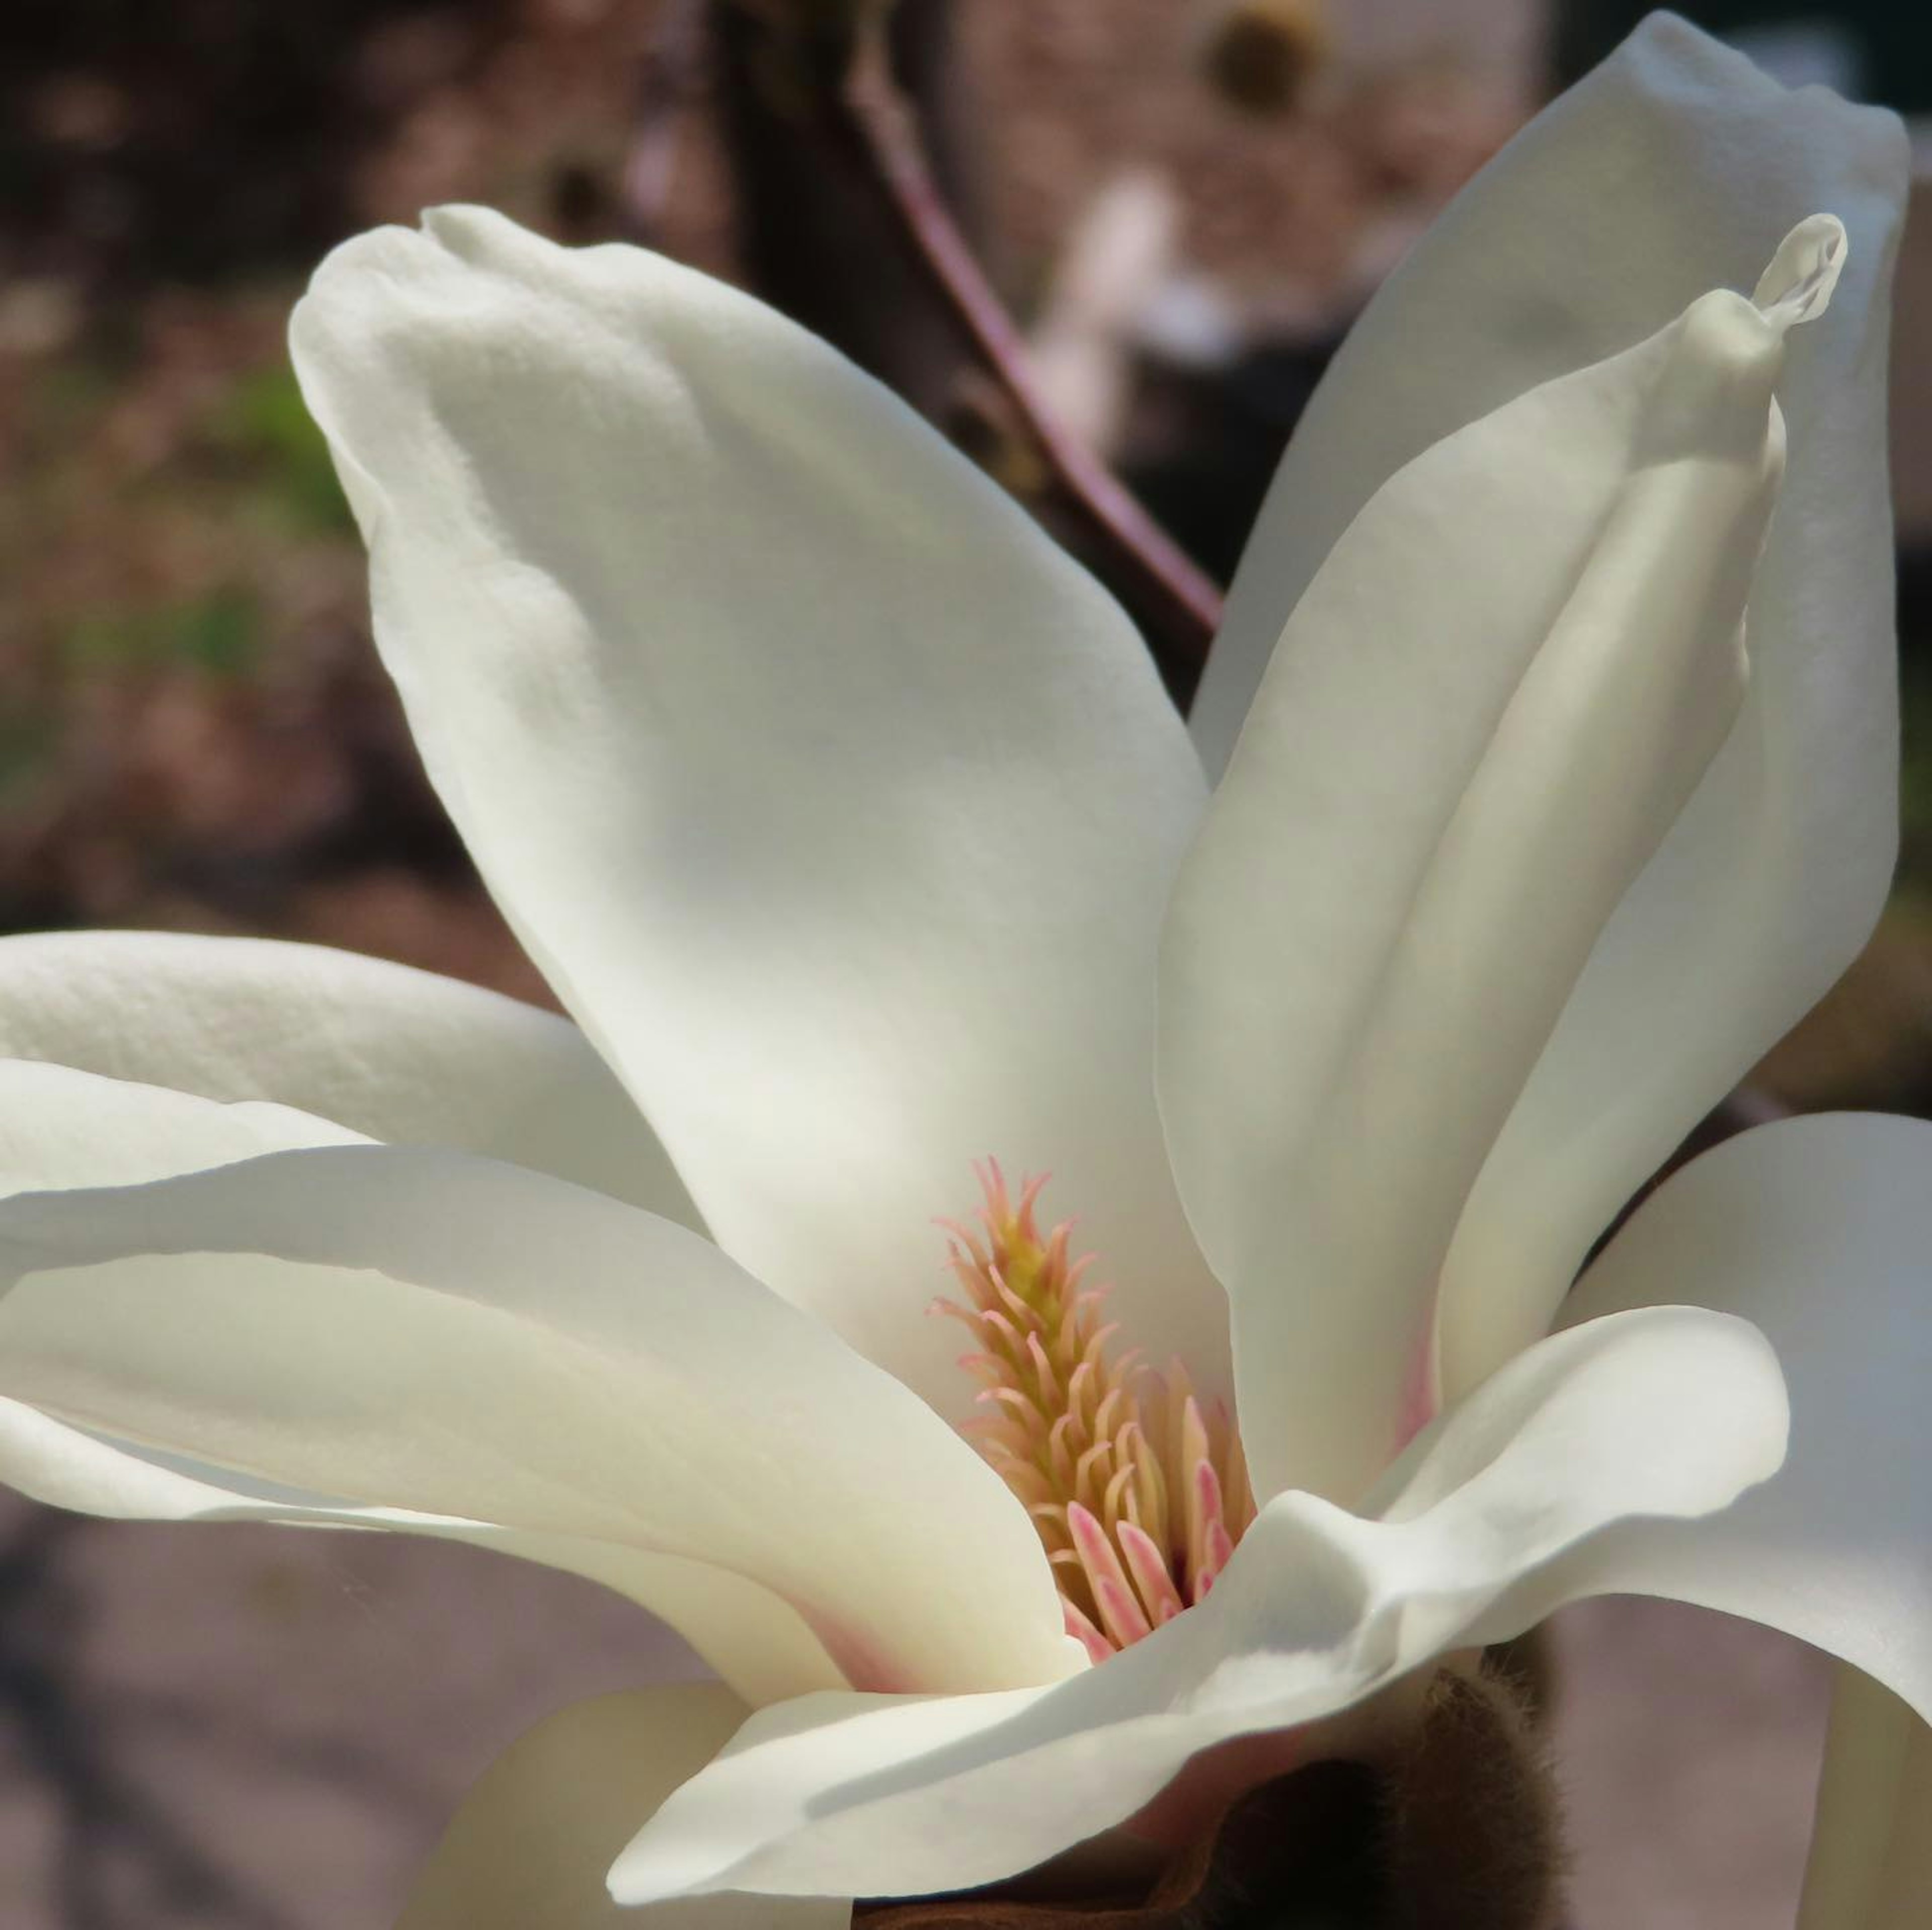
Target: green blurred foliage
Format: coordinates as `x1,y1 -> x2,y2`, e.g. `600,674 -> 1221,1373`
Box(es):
0,713 -> 54,800
207,365 -> 354,536
60,588 -> 264,680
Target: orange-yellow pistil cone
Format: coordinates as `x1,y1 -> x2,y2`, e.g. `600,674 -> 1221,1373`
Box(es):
934,1162 -> 1257,1663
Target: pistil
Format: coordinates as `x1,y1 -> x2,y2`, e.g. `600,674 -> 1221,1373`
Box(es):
934,1162 -> 1255,1661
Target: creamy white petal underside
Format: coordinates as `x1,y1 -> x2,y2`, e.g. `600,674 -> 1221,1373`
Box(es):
1798,1666 -> 1932,1930
1562,1112 -> 1932,1726
610,1306 -> 1785,1903
0,1058 -> 834,1702
290,207 -> 1222,1418
398,1683 -> 851,1930
0,1053 -> 369,1198
1160,266 -> 1794,1507
1190,16 -> 1905,1405
0,1130 -> 1072,1698
0,1398 -> 843,1705
0,928 -> 697,1222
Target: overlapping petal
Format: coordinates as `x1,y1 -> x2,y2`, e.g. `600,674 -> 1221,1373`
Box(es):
0,1060 -> 839,1700
0,929 -> 697,1222
1160,236 -> 1804,1504
1797,1667 -> 1932,1930
1562,1112 -> 1932,1725
288,208 -> 1222,1417
397,1683 -> 851,1930
0,1053 -> 368,1200
0,1391 -> 847,1704
0,1138 -> 1073,1699
1188,14 -> 1906,1403
609,1305 -> 1785,1903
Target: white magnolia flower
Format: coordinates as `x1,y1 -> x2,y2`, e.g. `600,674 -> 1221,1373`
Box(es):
0,16 -> 1923,1925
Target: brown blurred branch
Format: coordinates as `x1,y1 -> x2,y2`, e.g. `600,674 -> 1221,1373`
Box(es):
710,0 -> 977,419
834,27 -> 1225,672
707,2 -> 1222,678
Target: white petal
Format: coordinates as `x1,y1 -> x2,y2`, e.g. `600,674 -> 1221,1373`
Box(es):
1563,1112 -> 1932,1725
0,1142 -> 1072,1697
1189,14 -> 1908,1401
0,1060 -> 839,1702
609,1306 -> 1784,1903
0,928 -> 695,1221
1160,247 -> 1800,1505
0,1054 -> 367,1198
0,1394 -> 845,1704
289,208 -> 1220,1415
398,1682 -> 851,1930
1192,16 -> 1900,783
1797,1666 -> 1932,1930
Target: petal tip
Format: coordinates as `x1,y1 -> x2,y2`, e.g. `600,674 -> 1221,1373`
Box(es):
1753,213 -> 1849,330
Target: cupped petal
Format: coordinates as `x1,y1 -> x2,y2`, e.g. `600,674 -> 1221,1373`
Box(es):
0,928 -> 696,1222
1160,236 -> 1805,1505
1797,1666 -> 1932,1930
1190,13 -> 1907,1402
398,1682 -> 851,1930
609,1305 -> 1785,1903
1561,1111 -> 1932,1725
0,1141 -> 1073,1698
289,207 -> 1220,1417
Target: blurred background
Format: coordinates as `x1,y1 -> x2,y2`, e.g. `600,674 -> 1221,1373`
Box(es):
0,1 -> 1926,1924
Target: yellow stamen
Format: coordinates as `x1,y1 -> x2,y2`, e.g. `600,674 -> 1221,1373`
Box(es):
932,1161 -> 1256,1660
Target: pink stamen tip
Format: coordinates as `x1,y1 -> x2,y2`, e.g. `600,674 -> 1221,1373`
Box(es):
1068,1503 -> 1154,1648
984,1386 -> 1048,1428
1202,1518 -> 1237,1589
1194,1455 -> 1227,1520
1064,1600 -> 1113,1666
1026,1332 -> 1061,1403
981,1308 -> 1022,1348
1116,1519 -> 1187,1625
1073,1439 -> 1115,1509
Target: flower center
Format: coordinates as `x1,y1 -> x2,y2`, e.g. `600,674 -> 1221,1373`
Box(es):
934,1161 -> 1255,1662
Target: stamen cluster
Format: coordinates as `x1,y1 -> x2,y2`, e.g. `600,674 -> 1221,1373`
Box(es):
935,1162 -> 1256,1661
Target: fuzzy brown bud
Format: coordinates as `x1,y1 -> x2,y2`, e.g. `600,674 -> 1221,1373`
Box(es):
858,1662 -> 1564,1929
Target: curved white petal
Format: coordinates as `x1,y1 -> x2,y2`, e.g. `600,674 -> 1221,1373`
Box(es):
398,1683 -> 851,1930
0,1141 -> 1072,1698
0,1054 -> 368,1198
0,1059 -> 838,1703
1562,1112 -> 1932,1726
1190,14 -> 1906,1403
0,1061 -> 836,1701
608,1306 -> 1784,1903
0,1395 -> 846,1704
289,207 -> 1220,1417
1160,243 -> 1803,1505
1798,1666 -> 1932,1930
0,928 -> 696,1222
